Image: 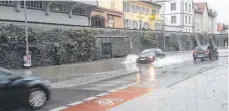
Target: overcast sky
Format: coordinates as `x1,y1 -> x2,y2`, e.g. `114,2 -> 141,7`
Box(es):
194,0 -> 229,24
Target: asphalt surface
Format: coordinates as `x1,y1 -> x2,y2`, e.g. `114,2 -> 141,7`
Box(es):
13,49 -> 228,111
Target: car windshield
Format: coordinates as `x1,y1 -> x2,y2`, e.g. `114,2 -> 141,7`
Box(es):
140,50 -> 156,56
0,67 -> 20,76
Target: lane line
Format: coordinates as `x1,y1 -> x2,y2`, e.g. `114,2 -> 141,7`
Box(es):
83,96 -> 98,101
68,101 -> 83,106
108,89 -> 118,92
125,82 -> 137,87
117,86 -> 128,90
49,106 -> 68,111
96,93 -> 109,97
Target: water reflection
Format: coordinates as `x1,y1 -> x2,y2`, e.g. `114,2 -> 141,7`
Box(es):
137,64 -> 156,82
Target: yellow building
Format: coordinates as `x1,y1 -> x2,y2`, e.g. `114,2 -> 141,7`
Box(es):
123,0 -> 162,30
97,0 -> 124,13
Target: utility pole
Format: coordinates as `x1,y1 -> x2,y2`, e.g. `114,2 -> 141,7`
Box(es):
162,1 -> 166,51
23,0 -> 31,68
24,0 -> 29,55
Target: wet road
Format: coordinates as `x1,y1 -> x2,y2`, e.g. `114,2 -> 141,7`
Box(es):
14,49 -> 228,111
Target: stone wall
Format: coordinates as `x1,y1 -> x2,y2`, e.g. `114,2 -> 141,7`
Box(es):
0,21 -> 227,69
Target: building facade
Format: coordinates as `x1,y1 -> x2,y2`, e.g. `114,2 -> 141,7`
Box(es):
0,1 -> 97,26
123,0 -> 162,30
90,0 -> 124,28
194,2 -> 217,34
157,0 -> 194,32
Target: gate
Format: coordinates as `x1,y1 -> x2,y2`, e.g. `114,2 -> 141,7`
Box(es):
102,43 -> 112,58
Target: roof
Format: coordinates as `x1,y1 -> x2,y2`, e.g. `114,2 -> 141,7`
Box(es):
195,2 -> 208,14
193,3 -> 202,14
140,0 -> 162,7
94,7 -> 123,14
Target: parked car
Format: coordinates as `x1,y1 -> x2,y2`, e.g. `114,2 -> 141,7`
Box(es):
193,45 -> 219,61
0,68 -> 51,110
137,48 -> 166,64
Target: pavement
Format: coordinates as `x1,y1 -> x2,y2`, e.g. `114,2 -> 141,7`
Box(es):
13,48 -> 228,111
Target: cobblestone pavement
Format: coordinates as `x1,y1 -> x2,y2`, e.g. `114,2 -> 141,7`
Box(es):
109,57 -> 228,111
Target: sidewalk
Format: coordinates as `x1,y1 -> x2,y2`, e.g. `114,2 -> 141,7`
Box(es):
109,59 -> 228,111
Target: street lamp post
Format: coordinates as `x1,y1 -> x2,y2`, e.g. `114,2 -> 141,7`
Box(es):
24,0 -> 29,54
162,1 -> 166,51
23,0 -> 31,68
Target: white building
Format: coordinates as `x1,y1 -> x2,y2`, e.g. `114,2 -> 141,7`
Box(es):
0,1 -> 97,26
156,0 -> 194,32
194,2 -> 217,34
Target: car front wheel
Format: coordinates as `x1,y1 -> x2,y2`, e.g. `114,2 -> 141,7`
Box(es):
27,88 -> 47,109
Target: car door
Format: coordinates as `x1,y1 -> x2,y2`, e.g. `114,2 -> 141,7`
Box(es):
0,71 -> 20,109
0,71 -> 12,109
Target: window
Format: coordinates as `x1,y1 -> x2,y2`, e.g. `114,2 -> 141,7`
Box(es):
146,8 -> 149,14
142,8 -> 145,14
49,3 -> 67,13
107,15 -> 115,28
131,4 -> 137,13
152,9 -> 157,14
132,20 -> 138,29
189,16 -> 191,24
156,23 -> 161,29
171,16 -> 176,24
0,71 -> 14,82
20,1 -> 43,9
189,4 -> 191,12
125,19 -> 131,28
185,3 -> 187,11
72,7 -> 86,16
185,16 -> 187,24
170,3 -> 176,11
143,22 -> 150,29
136,6 -> 140,13
124,2 -> 130,12
139,7 -> 142,13
0,0 -> 13,5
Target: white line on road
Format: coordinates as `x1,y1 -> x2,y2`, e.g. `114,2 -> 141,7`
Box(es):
117,86 -> 128,90
96,93 -> 109,97
125,82 -> 137,87
108,89 -> 118,92
49,106 -> 68,111
83,96 -> 98,101
68,101 -> 84,106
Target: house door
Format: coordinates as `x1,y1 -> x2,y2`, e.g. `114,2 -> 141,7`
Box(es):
102,43 -> 112,58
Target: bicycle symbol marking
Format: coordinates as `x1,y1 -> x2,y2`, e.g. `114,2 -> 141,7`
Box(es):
95,98 -> 124,105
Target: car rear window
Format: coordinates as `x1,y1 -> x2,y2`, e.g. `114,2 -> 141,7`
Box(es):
195,46 -> 207,51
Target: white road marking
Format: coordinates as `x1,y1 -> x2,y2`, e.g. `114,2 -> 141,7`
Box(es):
96,93 -> 109,97
68,101 -> 83,106
108,89 -> 118,92
83,96 -> 98,101
126,82 -> 137,87
117,86 -> 128,90
49,106 -> 68,111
